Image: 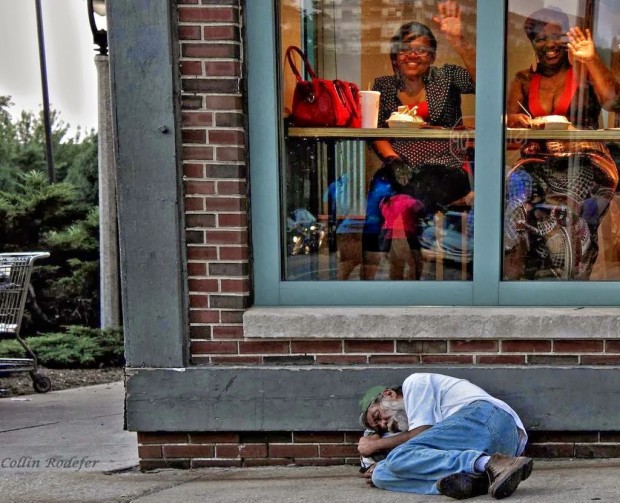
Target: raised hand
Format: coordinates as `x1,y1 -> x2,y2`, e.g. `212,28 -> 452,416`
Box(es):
433,0 -> 463,41
567,27 -> 596,63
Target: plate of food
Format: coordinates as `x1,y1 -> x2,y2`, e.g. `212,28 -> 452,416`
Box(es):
528,115 -> 570,130
387,105 -> 426,128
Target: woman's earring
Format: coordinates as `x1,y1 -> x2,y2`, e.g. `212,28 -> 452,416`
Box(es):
530,53 -> 538,73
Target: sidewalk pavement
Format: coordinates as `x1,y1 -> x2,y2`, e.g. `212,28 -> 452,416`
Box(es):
1,381 -> 620,502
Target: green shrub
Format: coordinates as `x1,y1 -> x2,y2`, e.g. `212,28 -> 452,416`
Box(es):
0,326 -> 124,369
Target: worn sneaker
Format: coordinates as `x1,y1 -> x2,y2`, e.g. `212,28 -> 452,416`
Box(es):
437,472 -> 489,500
486,453 -> 533,499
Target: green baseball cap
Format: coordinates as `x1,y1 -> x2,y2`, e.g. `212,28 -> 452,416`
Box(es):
359,385 -> 386,419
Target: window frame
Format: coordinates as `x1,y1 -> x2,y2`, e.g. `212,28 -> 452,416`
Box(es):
247,0 -> 620,307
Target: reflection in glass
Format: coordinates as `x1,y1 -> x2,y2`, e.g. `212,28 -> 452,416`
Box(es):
279,0 -> 477,282
503,1 -> 620,281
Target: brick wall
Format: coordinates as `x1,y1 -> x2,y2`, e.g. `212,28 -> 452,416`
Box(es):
179,0 -> 251,345
137,430 -> 620,470
163,0 -> 620,469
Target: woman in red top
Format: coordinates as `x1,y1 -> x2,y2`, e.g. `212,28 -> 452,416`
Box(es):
504,7 -> 619,280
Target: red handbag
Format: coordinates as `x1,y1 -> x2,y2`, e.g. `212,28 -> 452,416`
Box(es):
285,46 -> 361,128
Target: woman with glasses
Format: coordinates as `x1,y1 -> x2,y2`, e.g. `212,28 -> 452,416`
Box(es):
361,1 -> 476,280
504,7 -> 619,280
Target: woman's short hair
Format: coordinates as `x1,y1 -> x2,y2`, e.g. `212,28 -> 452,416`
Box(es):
524,7 -> 569,41
390,22 -> 437,71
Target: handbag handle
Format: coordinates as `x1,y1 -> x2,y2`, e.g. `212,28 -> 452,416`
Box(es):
285,46 -> 318,82
334,80 -> 360,120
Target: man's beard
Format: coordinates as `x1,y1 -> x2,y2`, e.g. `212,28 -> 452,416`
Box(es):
380,397 -> 409,433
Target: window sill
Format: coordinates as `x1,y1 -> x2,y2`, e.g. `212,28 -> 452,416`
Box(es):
243,307 -> 620,339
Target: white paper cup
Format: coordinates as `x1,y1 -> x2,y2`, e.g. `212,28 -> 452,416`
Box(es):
360,91 -> 380,128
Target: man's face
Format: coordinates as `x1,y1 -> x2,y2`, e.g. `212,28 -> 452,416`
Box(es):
365,397 -> 408,433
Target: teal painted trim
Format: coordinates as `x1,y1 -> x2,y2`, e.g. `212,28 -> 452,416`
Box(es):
247,0 -> 281,305
499,282 -> 620,306
279,281 -> 472,306
471,0 -> 505,305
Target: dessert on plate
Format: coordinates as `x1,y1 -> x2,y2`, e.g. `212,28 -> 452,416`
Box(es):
387,105 -> 425,128
528,115 -> 570,130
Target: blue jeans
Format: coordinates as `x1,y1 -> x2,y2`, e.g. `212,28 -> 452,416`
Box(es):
371,400 -> 520,494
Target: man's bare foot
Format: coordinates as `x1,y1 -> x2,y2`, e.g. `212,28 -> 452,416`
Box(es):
363,463 -> 376,487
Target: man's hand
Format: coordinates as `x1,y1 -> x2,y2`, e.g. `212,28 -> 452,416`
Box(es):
358,434 -> 380,457
433,1 -> 463,42
567,27 -> 596,63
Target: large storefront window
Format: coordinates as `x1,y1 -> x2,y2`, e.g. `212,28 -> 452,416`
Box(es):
503,0 -> 620,281
279,0 -> 477,281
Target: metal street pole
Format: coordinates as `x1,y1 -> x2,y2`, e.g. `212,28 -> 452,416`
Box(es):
34,0 -> 55,183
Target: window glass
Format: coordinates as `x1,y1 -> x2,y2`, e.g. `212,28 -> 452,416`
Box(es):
279,0 -> 477,281
503,0 -> 620,281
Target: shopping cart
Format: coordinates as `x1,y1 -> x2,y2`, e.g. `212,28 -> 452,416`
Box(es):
0,252 -> 52,393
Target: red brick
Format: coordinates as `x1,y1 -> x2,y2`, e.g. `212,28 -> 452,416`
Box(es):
205,95 -> 242,110
189,433 -> 239,443
182,129 -> 207,144
190,310 -> 221,324
209,129 -> 245,144
217,180 -> 246,195
184,198 -> 204,212
316,355 -> 367,364
527,355 -> 579,365
243,458 -> 290,467
293,433 -> 345,443
369,355 -> 421,364
203,25 -> 237,40
501,340 -> 551,353
188,279 -> 218,292
216,146 -> 245,161
221,279 -> 250,293
205,196 -> 245,212
218,213 -> 247,227
178,7 -> 237,23
183,43 -> 236,59
183,163 -> 205,178
182,95 -> 203,110
205,61 -> 240,77
187,246 -> 218,260
524,443 -> 574,458
187,262 -> 206,276
212,325 -> 245,339
191,459 -> 242,468
239,341 -> 289,354
210,356 -> 261,365
600,432 -> 620,442
606,341 -> 620,353
189,325 -> 211,339
219,246 -> 249,260
553,340 -> 604,353
344,340 -> 394,353
476,355 -> 526,364
141,459 -> 189,470
575,444 -> 620,458
138,432 -> 188,444
180,61 -> 202,76
163,445 -> 214,458
580,355 -> 620,365
185,180 -> 216,195
319,444 -> 359,457
183,146 -> 214,161
221,311 -> 244,323
186,214 -> 216,228
191,341 -> 237,354
182,112 -> 214,127
291,341 -> 342,354
205,230 -> 247,244
138,445 -> 162,458
189,294 -> 210,308
215,443 -> 267,458
450,340 -> 498,353
420,355 -> 474,364
269,444 -> 318,458
179,25 -> 202,40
